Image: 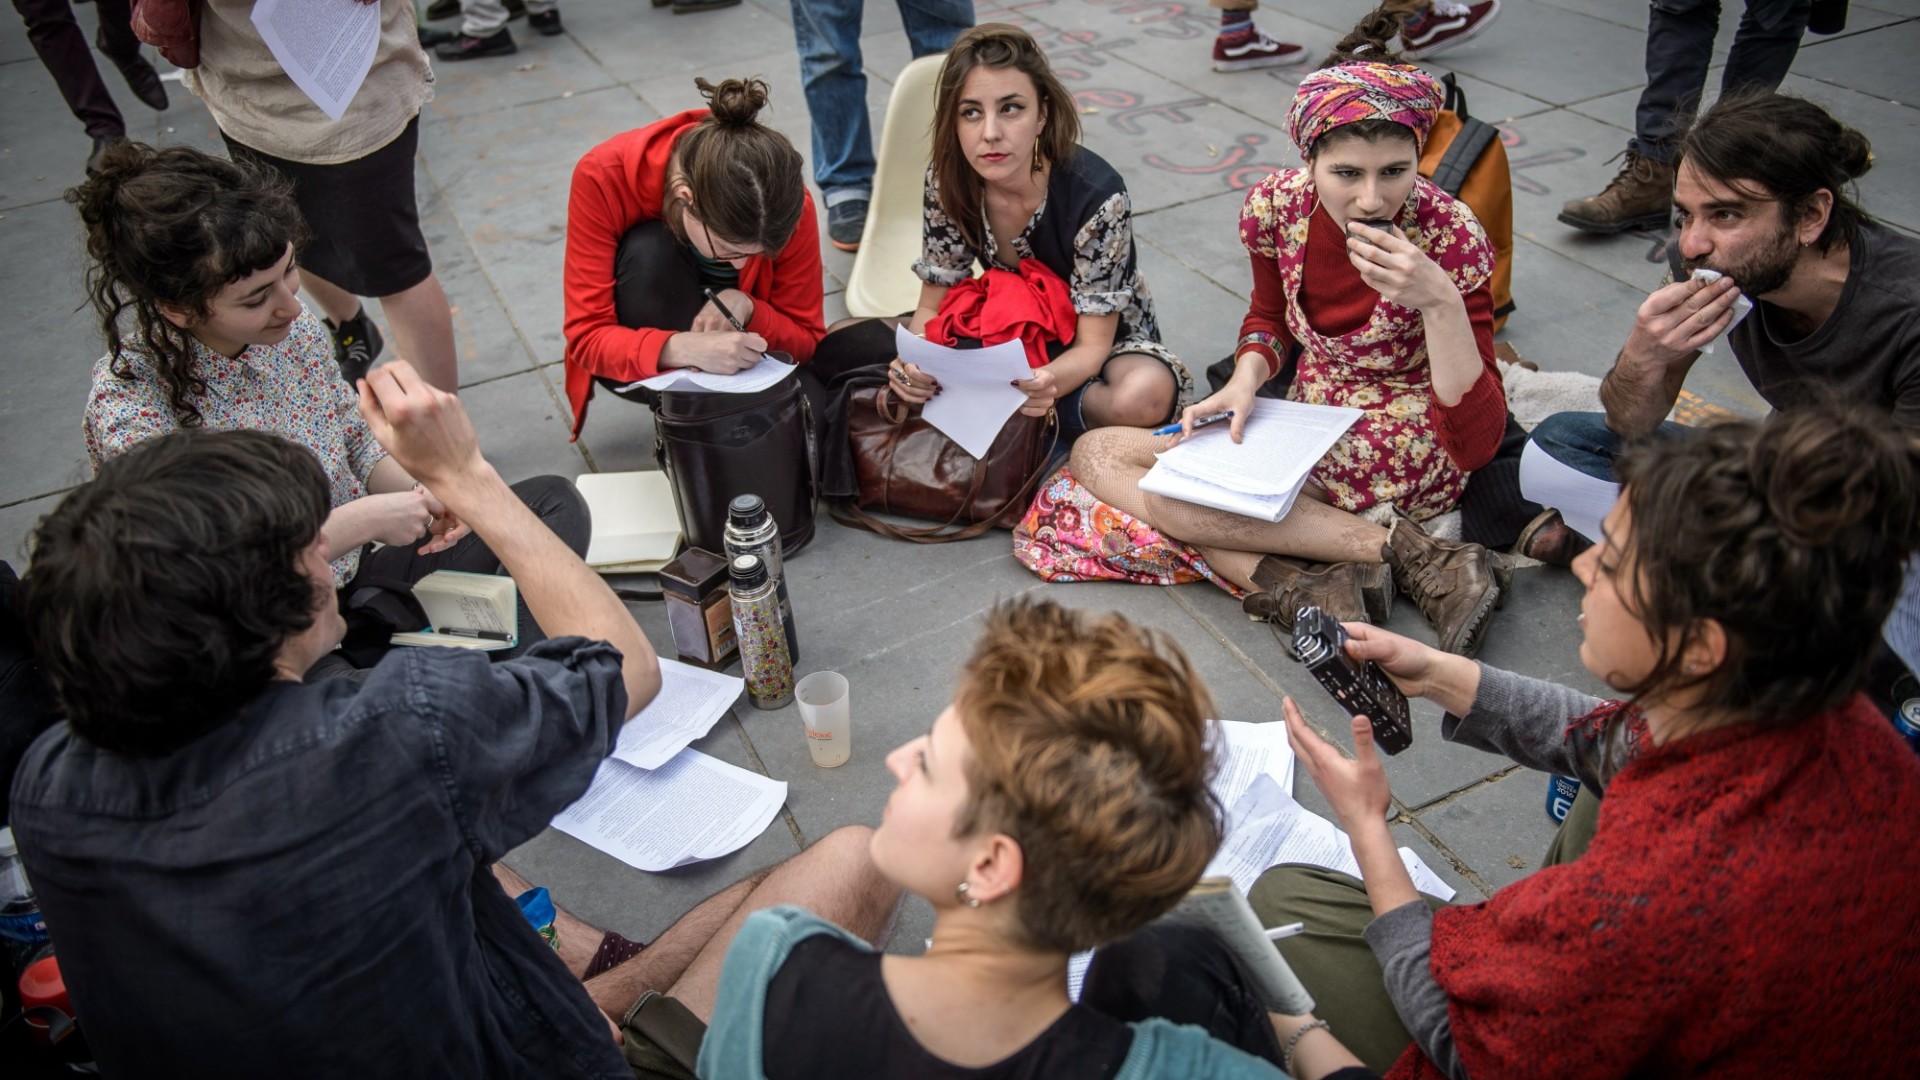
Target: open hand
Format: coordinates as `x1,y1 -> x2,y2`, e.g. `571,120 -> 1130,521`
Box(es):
1346,222 -> 1457,313
357,361 -> 486,492
1283,696 -> 1393,833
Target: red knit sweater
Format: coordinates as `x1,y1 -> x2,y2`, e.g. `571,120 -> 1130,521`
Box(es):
1237,206 -> 1505,471
560,110 -> 827,437
1390,694 -> 1920,1079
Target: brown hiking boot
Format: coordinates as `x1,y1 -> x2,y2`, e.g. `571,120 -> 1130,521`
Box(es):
1557,150 -> 1674,235
1383,511 -> 1504,657
1242,556 -> 1370,630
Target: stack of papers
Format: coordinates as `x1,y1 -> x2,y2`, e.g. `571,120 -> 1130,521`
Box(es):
622,353 -> 797,395
576,471 -> 682,574
548,660 -> 784,872
1141,398 -> 1362,522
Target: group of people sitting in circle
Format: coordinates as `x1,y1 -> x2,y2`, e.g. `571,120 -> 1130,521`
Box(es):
6,3 -> 1919,1077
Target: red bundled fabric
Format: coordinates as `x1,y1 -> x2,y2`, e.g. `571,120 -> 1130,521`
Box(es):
131,0 -> 201,70
923,259 -> 1077,369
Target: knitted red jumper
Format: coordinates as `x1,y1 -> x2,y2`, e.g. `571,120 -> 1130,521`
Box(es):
1388,694 -> 1920,1079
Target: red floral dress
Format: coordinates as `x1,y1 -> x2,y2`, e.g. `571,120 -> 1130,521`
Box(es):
1240,170 -> 1495,521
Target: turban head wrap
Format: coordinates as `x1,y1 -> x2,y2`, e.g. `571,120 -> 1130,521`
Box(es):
1287,61 -> 1445,157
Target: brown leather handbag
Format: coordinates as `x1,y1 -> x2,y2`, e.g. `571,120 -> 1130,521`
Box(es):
830,379 -> 1058,543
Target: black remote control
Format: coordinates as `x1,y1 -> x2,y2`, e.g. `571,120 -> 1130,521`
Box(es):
1291,605 -> 1413,755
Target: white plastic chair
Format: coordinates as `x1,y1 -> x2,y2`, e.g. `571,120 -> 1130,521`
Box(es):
845,54 -> 946,318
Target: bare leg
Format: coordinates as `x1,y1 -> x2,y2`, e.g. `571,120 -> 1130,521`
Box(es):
1079,352 -> 1178,430
493,862 -> 604,979
377,271 -> 460,391
299,269 -> 362,325
579,872 -> 767,1016
1072,427 -> 1388,571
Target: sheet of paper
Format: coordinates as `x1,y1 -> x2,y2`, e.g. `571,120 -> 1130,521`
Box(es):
1687,269 -> 1755,355
610,659 -> 745,771
250,0 -> 380,123
895,326 -> 1032,459
1518,438 -> 1619,544
1400,849 -> 1457,902
1153,398 -> 1363,495
550,751 -> 786,872
626,354 -> 797,395
1211,720 -> 1295,805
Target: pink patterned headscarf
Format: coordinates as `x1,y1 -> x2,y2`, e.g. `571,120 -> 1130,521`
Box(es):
1286,61 -> 1444,156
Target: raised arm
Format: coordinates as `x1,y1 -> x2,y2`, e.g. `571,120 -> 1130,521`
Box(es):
1601,275 -> 1741,438
357,363 -> 661,717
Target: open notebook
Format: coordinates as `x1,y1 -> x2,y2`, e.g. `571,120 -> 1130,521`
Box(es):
576,471 -> 682,574
1141,398 -> 1362,522
390,571 -> 517,652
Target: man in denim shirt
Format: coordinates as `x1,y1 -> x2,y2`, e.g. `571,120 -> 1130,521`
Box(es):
10,363 -> 897,1078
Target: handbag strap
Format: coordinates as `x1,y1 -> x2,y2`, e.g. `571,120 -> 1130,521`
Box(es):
831,411 -> 1060,544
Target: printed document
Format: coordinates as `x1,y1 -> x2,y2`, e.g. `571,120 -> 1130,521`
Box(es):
1518,438 -> 1618,544
610,659 -> 745,771
626,354 -> 796,395
1142,398 -> 1361,521
551,750 -> 786,872
1211,719 -> 1296,805
895,326 -> 1032,459
251,0 -> 380,123
1205,776 -> 1457,901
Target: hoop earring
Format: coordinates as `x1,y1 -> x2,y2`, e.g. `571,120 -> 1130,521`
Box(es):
955,881 -> 982,908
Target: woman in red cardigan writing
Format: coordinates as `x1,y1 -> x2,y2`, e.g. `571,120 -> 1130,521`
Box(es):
560,77 -> 826,437
1070,16 -> 1508,656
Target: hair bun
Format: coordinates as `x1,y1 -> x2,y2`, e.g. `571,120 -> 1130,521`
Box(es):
1836,126 -> 1874,181
65,139 -> 153,228
1320,5 -> 1411,66
696,77 -> 770,128
1751,406 -> 1920,554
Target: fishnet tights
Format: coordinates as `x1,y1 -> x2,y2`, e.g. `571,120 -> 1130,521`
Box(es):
1070,428 -> 1389,591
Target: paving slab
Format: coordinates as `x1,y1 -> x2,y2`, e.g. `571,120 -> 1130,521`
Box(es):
0,197 -> 98,508
1793,15 -> 1920,103
423,33 -> 620,122
1417,764 -> 1568,891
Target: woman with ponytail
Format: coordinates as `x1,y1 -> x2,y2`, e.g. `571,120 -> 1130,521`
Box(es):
560,77 -> 826,437
1267,404 -> 1920,1077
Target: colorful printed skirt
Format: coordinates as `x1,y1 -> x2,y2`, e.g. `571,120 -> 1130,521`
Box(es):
1012,466 -> 1242,595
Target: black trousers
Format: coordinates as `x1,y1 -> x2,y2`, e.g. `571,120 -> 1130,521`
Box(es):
1081,922 -> 1286,1066
314,476 -> 591,677
1631,0 -> 1813,163
14,0 -> 138,138
601,219 -> 707,405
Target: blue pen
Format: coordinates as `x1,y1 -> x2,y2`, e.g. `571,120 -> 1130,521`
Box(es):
1153,410 -> 1234,437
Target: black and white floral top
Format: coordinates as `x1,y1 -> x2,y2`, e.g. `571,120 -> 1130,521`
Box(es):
913,148 -> 1184,385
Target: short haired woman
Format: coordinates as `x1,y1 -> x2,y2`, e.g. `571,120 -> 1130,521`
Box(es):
852,24 -> 1192,440
560,77 -> 826,437
70,142 -> 587,666
698,598 -> 1379,1079
1267,404 -> 1920,1076
1066,10 -> 1510,657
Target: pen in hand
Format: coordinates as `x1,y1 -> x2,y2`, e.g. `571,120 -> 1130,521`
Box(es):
1152,410 -> 1235,437
702,288 -> 749,333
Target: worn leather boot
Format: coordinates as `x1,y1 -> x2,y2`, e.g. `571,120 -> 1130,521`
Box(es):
1514,509 -> 1592,568
1557,150 -> 1674,235
1241,556 -> 1369,631
1383,511 -> 1503,657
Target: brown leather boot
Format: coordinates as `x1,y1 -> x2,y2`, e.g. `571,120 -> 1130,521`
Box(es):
1241,556 -> 1369,630
1514,509 -> 1592,568
1383,511 -> 1503,657
1557,150 -> 1674,235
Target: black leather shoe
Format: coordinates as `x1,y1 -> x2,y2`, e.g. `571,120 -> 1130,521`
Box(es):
425,0 -> 461,19
435,29 -> 518,61
111,53 -> 169,111
86,134 -> 126,176
672,0 -> 742,12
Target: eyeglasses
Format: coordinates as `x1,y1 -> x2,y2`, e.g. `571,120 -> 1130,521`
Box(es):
691,210 -> 761,263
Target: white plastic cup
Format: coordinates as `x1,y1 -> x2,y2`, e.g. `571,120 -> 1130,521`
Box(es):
795,671 -> 851,768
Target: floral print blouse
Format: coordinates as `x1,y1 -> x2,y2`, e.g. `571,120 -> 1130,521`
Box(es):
83,308 -> 388,584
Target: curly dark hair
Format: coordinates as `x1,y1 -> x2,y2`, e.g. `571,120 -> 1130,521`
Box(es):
1675,92 -> 1876,256
24,429 -> 332,756
1611,404 -> 1920,724
65,141 -> 308,427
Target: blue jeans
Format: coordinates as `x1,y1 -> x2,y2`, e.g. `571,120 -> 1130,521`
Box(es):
1526,410 -> 1688,482
790,0 -> 973,204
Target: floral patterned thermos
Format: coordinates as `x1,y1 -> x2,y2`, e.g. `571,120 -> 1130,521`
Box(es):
728,554 -> 794,709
